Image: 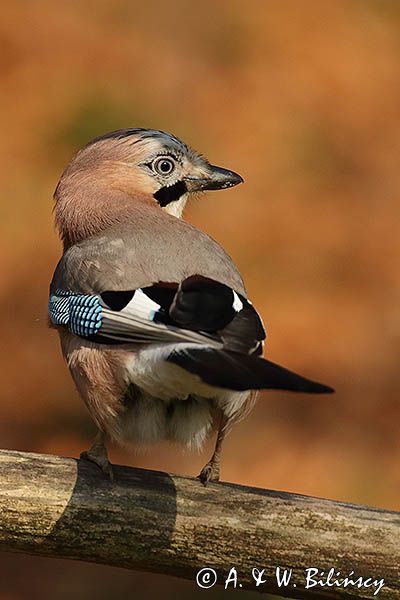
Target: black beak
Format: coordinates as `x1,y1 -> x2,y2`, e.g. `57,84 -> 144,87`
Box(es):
184,165 -> 244,192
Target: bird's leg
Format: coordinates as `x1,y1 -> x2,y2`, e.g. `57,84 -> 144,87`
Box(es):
198,415 -> 229,486
80,430 -> 113,480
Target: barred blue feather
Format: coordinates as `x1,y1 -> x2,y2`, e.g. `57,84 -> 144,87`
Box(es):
49,290 -> 103,336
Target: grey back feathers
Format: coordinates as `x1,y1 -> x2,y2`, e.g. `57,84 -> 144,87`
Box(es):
50,202 -> 246,295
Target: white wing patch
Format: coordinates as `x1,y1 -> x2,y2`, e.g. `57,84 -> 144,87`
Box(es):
232,290 -> 243,312
99,291 -> 219,346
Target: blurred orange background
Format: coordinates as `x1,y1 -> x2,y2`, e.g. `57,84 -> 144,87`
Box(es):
0,1 -> 399,598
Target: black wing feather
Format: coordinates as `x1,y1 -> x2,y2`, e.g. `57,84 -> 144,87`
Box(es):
170,275 -> 238,332
97,276 -> 264,352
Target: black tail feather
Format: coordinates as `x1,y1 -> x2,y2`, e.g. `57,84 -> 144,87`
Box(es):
167,347 -> 334,394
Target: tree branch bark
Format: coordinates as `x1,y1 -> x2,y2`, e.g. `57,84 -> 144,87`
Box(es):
0,449 -> 398,599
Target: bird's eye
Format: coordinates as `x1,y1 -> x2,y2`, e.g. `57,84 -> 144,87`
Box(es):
153,157 -> 175,176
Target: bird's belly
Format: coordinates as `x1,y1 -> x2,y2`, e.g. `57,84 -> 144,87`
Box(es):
124,344 -> 221,400
121,346 -> 216,448
119,345 -> 251,449
119,391 -> 215,450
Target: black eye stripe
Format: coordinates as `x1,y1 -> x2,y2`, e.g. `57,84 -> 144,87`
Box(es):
154,180 -> 187,206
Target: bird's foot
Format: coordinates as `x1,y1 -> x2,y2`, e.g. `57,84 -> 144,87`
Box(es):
198,460 -> 220,486
80,447 -> 114,481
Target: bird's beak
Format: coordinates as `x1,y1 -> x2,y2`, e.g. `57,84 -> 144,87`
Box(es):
184,165 -> 244,192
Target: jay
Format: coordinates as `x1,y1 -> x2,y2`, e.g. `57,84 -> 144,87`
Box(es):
49,129 -> 333,484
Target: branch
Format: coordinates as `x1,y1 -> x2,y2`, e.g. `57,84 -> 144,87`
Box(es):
0,449 -> 398,599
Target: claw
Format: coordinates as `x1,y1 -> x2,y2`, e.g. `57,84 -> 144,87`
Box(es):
80,436 -> 113,481
198,461 -> 220,486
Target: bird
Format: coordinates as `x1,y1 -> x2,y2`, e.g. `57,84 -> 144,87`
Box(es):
49,128 -> 333,485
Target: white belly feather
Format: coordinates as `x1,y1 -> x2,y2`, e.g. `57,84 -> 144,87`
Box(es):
120,344 -> 249,450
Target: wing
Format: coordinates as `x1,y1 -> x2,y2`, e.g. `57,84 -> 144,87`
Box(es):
49,274 -> 333,394
49,275 -> 265,352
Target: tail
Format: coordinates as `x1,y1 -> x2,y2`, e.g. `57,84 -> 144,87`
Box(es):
167,347 -> 334,394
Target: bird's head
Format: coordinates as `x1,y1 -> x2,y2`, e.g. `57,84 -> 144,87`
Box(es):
56,128 -> 243,220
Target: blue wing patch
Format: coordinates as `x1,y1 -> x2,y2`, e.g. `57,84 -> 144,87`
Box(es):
49,290 -> 103,337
